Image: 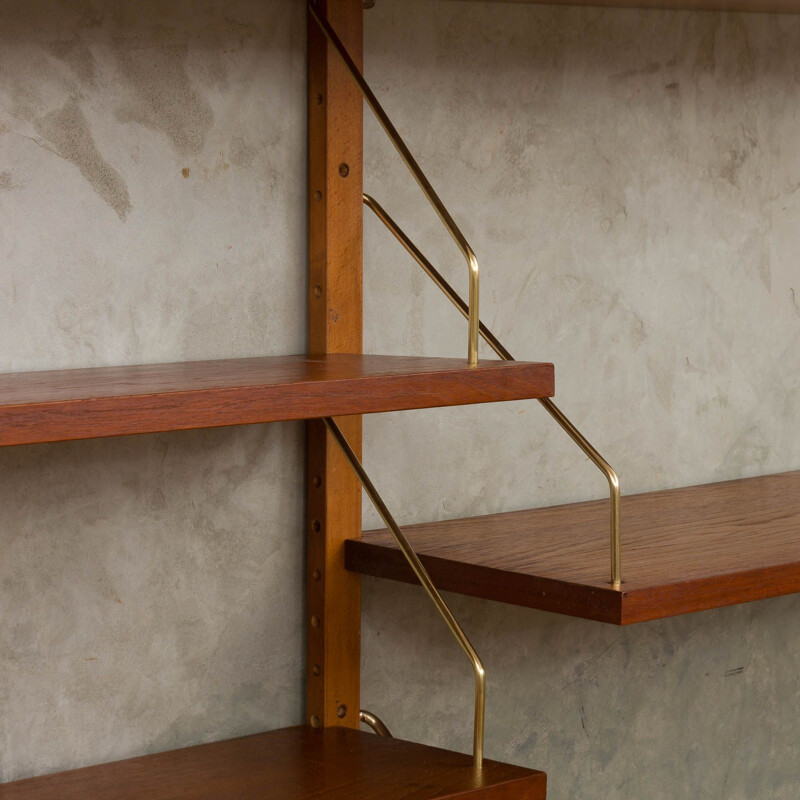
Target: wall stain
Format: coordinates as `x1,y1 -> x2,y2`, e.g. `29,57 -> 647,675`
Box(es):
114,43 -> 213,156
0,170 -> 16,191
693,15 -> 720,75
609,62 -> 660,82
758,253 -> 771,292
718,147 -> 748,188
230,136 -> 255,168
46,36 -> 97,86
34,97 -> 132,220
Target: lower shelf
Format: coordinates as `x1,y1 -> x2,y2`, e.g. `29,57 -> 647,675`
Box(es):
0,726 -> 546,799
347,471 -> 800,625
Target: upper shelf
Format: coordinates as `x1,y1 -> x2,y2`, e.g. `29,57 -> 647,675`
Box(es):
0,726 -> 547,800
0,354 -> 554,447
470,0 -> 800,13
347,471 -> 800,625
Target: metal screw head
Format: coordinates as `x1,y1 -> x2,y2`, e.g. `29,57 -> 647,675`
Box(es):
312,569 -> 322,582
314,190 -> 322,202
338,163 -> 350,178
310,715 -> 321,728
312,664 -> 321,676
336,705 -> 347,719
312,475 -> 322,488
313,285 -> 322,298
311,615 -> 321,629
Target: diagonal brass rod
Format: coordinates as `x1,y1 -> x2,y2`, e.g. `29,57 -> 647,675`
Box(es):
308,2 -> 480,367
323,417 -> 486,768
363,194 -> 622,589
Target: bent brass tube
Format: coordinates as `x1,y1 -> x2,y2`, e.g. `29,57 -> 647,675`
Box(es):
537,398 -> 621,588
363,195 -> 622,588
323,417 -> 486,769
363,194 -> 511,362
308,3 -> 480,366
359,709 -> 393,737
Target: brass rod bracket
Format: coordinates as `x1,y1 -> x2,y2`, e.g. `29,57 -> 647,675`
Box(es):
323,417 -> 486,769
309,3 -> 480,366
362,194 -> 623,589
359,709 -> 393,737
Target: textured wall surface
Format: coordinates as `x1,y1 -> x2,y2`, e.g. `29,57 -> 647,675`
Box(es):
1,0 -> 799,796
0,0 -> 307,781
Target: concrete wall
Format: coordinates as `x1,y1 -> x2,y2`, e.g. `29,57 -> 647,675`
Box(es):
1,0 -> 799,797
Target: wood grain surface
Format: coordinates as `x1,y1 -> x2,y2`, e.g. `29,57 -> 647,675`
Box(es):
0,354 -> 554,447
455,0 -> 800,13
347,471 -> 800,624
306,0 -> 365,732
0,727 -> 547,800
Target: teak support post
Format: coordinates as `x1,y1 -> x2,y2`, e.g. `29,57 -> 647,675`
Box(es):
306,0 -> 364,730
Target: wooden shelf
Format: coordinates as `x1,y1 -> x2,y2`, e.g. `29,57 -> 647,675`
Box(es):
0,354 -> 554,447
347,471 -> 800,625
460,0 -> 800,13
0,726 -> 547,800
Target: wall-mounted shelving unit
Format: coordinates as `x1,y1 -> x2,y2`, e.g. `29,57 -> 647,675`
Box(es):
2,0 -> 798,796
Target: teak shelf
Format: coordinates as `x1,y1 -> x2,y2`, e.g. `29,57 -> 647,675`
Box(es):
0,726 -> 547,800
348,471 -> 800,625
465,0 -> 800,13
0,354 -> 553,447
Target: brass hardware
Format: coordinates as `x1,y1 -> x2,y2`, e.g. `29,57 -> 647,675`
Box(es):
311,615 -> 321,629
339,163 -> 350,177
313,190 -> 322,202
310,715 -> 321,728
363,194 -> 622,589
359,710 -> 393,737
313,664 -> 321,676
337,704 -> 348,718
323,417 -> 485,769
308,3 -> 479,367
312,569 -> 322,582
538,398 -> 621,588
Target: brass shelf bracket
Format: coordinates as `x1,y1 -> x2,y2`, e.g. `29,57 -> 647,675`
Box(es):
362,195 -> 622,589
308,1 -> 480,367
359,709 -> 393,737
323,417 -> 486,769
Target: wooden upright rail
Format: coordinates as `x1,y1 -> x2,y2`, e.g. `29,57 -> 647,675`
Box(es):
306,0 -> 364,730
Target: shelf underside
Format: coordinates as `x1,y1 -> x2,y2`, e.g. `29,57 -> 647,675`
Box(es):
467,0 -> 800,13
348,471 -> 800,625
0,726 -> 547,800
0,354 -> 554,447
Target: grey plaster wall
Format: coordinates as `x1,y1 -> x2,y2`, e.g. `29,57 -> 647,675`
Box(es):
0,0 -> 307,781
1,0 -> 799,797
